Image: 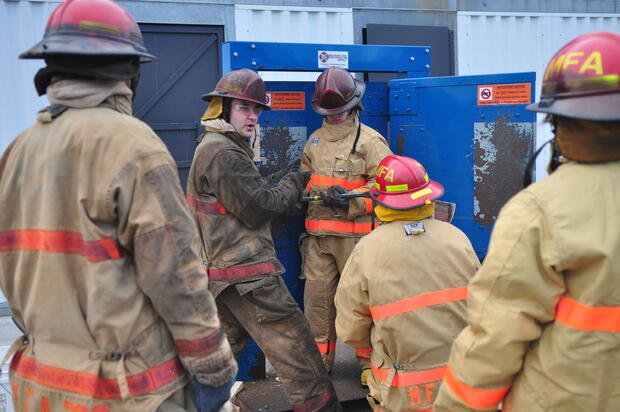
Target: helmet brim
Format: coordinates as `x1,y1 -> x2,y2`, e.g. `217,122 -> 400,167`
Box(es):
527,92 -> 620,121
370,180 -> 444,210
311,79 -> 366,116
19,33 -> 156,63
201,91 -> 272,110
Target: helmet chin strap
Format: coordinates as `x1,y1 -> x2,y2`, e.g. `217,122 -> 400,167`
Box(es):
524,115 -> 565,188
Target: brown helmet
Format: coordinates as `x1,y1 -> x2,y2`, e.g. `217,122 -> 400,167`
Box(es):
527,31 -> 620,121
20,0 -> 155,63
311,67 -> 365,116
202,69 -> 270,110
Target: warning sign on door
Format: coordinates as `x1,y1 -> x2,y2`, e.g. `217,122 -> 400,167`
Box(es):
477,83 -> 531,105
266,92 -> 305,111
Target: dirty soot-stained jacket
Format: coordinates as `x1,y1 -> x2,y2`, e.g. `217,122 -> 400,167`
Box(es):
187,119 -> 299,296
0,95 -> 236,412
301,115 -> 392,237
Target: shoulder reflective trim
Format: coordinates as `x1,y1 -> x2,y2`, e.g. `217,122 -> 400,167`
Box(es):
410,187 -> 433,200
175,328 -> 225,358
207,260 -> 283,281
443,364 -> 509,409
370,286 -> 468,320
292,389 -> 332,412
386,183 -> 409,192
317,341 -> 337,354
308,174 -> 367,191
305,218 -> 374,234
10,351 -> 183,399
371,361 -> 446,387
356,348 -> 373,359
0,230 -> 126,262
555,295 -> 620,332
186,194 -> 227,215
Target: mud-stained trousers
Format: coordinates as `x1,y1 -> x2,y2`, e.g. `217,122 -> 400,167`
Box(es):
216,275 -> 341,412
302,235 -> 370,372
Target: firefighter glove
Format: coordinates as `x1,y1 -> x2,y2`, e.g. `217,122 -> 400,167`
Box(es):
321,185 -> 349,210
191,376 -> 234,412
266,160 -> 300,188
281,170 -> 311,199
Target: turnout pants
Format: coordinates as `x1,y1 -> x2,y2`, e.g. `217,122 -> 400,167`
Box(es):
216,275 -> 341,412
302,235 -> 370,372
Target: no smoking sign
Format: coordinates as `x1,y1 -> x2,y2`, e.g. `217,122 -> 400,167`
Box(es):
479,87 -> 493,101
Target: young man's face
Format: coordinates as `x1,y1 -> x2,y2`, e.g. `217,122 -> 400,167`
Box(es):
326,110 -> 349,124
229,99 -> 263,138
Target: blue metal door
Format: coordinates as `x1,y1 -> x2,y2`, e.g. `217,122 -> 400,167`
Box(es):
134,24 -> 224,189
390,72 -> 536,259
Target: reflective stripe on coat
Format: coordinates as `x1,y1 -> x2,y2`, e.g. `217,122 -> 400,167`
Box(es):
435,160 -> 620,412
335,219 -> 480,411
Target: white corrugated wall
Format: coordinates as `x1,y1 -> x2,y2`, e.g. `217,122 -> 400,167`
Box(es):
457,12 -> 620,181
234,5 -> 354,81
0,0 -> 57,155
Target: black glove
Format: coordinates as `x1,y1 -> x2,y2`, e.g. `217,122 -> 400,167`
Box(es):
281,170 -> 311,198
266,161 -> 300,188
321,185 -> 349,210
191,376 -> 234,412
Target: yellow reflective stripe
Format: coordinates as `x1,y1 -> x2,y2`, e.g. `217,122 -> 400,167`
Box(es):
385,184 -> 408,192
375,183 -> 381,190
410,187 -> 432,200
424,173 -> 429,182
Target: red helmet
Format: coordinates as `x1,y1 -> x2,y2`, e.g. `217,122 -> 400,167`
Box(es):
527,31 -> 620,121
370,155 -> 444,210
311,67 -> 365,116
19,0 -> 155,63
202,69 -> 271,110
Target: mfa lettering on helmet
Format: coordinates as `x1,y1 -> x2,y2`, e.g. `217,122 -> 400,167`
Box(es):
544,51 -> 603,81
377,165 -> 395,182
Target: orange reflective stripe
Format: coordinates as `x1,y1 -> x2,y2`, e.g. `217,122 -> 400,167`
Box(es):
186,194 -> 227,215
555,296 -> 620,332
207,261 -> 283,280
10,351 -> 183,399
371,361 -> 446,388
363,197 -> 373,214
356,348 -> 373,359
317,341 -> 337,354
305,218 -> 374,234
175,328 -> 225,357
307,174 -> 367,191
0,230 -> 126,262
443,364 -> 508,409
370,286 -> 468,320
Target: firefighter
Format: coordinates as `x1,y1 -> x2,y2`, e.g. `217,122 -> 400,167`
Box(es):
434,31 -> 620,412
0,0 -> 237,411
301,67 -> 393,382
186,69 -> 341,412
334,155 -> 480,411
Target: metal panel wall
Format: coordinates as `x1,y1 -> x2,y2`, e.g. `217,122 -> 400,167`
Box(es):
0,0 -> 55,156
456,11 -> 620,181
234,5 -> 353,81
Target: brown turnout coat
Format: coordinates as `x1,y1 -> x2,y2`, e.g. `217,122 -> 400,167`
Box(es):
0,104 -> 235,412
